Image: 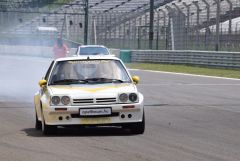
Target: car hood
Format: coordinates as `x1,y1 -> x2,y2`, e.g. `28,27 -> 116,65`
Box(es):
48,83 -> 137,97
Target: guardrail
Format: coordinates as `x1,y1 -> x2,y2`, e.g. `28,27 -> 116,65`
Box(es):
130,50 -> 240,69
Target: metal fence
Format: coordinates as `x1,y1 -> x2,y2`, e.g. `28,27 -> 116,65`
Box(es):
0,0 -> 239,52
93,0 -> 240,52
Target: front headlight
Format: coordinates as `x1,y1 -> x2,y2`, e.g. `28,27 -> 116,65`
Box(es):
119,93 -> 128,103
61,96 -> 70,105
51,96 -> 60,105
129,93 -> 138,102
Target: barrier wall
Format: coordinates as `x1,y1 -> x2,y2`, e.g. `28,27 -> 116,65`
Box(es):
130,50 -> 240,68
1,44 -> 240,69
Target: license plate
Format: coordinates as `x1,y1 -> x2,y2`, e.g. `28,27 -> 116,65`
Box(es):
79,108 -> 112,116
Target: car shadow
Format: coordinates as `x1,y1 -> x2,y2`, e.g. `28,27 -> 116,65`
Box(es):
22,126 -> 135,137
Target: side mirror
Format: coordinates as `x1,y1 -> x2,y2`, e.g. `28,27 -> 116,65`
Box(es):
39,79 -> 47,87
132,76 -> 140,84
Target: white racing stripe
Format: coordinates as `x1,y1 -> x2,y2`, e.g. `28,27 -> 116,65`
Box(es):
129,69 -> 240,81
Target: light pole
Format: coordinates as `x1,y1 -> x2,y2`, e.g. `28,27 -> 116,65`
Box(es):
213,0 -> 220,51
183,2 -> 190,50
149,0 -> 154,49
84,0 -> 89,45
202,0 -> 210,50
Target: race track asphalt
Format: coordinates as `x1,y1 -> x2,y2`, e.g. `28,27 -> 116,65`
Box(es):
0,55 -> 240,161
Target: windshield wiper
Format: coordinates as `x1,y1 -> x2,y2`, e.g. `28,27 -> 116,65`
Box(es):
84,78 -> 125,83
52,79 -> 88,85
108,79 -> 125,83
81,53 -> 100,55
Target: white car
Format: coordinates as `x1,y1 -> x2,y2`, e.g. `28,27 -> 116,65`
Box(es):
75,45 -> 110,55
34,56 -> 145,135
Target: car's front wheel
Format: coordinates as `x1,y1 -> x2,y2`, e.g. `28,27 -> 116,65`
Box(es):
35,113 -> 42,130
123,112 -> 145,134
41,110 -> 55,135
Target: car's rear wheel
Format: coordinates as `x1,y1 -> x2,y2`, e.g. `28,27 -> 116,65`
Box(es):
41,110 -> 55,135
35,113 -> 42,130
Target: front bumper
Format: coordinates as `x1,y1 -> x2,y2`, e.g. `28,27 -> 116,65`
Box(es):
42,103 -> 144,126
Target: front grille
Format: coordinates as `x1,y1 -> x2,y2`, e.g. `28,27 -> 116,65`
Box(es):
72,97 -> 117,105
73,99 -> 94,104
96,98 -> 116,103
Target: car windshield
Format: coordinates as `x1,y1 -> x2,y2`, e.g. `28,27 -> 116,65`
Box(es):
49,59 -> 131,85
79,47 -> 109,55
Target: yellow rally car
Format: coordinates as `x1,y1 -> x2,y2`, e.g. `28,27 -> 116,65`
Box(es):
34,56 -> 145,135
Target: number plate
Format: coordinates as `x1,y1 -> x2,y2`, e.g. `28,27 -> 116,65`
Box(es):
79,108 -> 112,116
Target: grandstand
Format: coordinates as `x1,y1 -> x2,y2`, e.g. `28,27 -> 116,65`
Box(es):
0,0 -> 239,51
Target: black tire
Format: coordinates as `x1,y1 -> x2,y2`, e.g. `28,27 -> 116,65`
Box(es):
41,109 -> 56,135
42,121 -> 55,135
125,112 -> 145,134
35,113 -> 42,130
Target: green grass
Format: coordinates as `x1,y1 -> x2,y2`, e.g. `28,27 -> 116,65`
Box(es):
127,63 -> 240,79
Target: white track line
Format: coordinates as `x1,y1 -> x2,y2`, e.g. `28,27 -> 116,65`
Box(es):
139,83 -> 240,86
129,69 -> 240,81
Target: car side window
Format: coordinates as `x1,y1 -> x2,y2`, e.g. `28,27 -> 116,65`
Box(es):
44,61 -> 54,80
